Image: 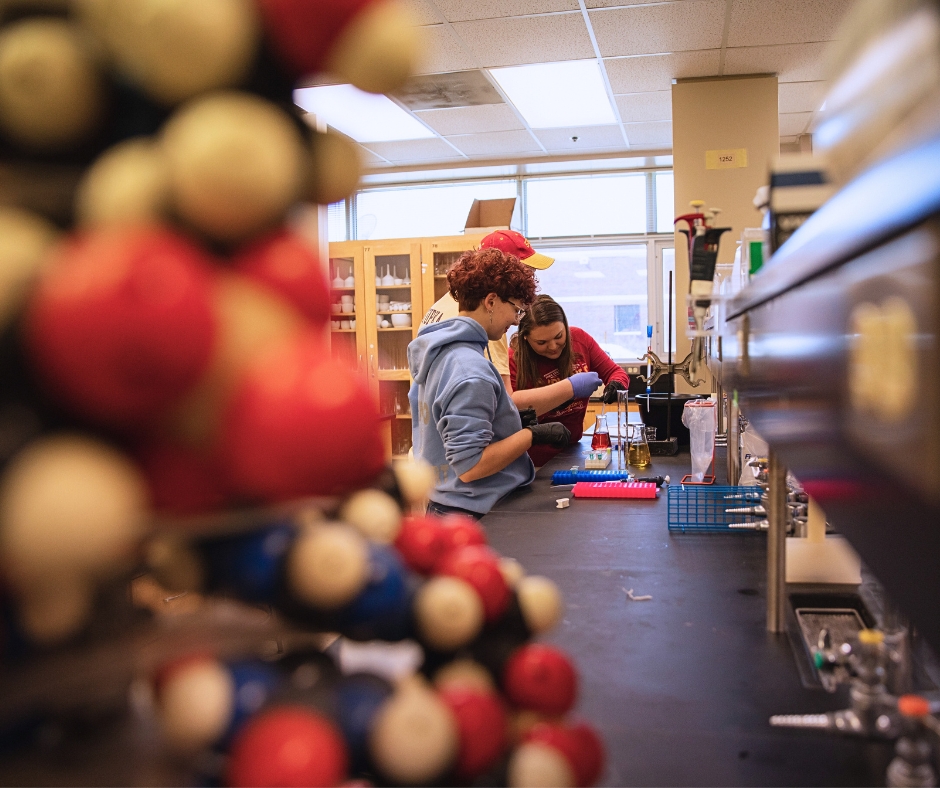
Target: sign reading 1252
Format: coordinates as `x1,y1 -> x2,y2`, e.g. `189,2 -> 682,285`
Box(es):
705,148 -> 748,170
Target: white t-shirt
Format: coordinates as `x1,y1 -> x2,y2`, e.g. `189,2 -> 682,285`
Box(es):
421,292 -> 510,377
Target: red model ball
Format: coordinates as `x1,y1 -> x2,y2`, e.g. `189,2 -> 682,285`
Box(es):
503,644 -> 578,717
440,687 -> 508,781
254,0 -> 374,77
524,721 -> 605,787
25,226 -> 217,429
231,230 -> 330,325
435,545 -> 509,623
394,515 -> 447,574
437,514 -> 487,560
219,332 -> 385,501
227,705 -> 348,787
137,440 -> 228,516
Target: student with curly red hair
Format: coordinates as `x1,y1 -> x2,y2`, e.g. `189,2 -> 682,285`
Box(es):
408,247 -> 570,518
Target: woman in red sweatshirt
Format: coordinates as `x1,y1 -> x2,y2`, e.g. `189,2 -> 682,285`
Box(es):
509,295 -> 629,466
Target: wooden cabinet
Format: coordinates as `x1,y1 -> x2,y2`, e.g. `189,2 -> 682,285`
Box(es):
419,234 -> 486,318
329,234 -> 486,459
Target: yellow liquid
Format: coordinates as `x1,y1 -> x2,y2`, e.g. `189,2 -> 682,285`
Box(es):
628,442 -> 651,468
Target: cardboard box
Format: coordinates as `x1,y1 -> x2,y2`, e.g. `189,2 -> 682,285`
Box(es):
464,197 -> 520,234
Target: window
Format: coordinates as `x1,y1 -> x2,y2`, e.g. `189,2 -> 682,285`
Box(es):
328,200 -> 347,242
531,244 -> 650,362
614,304 -> 641,333
355,180 -> 516,239
525,174 -> 646,238
655,171 -> 675,233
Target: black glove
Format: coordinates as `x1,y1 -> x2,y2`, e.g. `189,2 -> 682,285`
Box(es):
519,407 -> 538,428
526,422 -> 571,449
602,380 -> 628,404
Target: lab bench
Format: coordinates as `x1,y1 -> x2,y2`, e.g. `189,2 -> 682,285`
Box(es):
482,439 -> 913,787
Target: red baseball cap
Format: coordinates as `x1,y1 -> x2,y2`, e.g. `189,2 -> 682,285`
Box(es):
480,230 -> 554,270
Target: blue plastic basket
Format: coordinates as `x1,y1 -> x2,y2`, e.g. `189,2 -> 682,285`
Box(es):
667,485 -> 764,532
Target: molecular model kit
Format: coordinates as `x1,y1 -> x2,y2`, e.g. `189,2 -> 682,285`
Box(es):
0,1 -> 606,785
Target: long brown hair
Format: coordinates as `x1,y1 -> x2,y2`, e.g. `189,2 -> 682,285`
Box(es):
511,295 -> 575,389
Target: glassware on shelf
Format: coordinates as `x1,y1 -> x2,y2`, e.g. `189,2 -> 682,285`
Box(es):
343,262 -> 354,287
381,264 -> 395,286
331,262 -> 344,289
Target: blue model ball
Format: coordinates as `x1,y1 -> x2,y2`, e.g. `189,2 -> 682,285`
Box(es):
339,545 -> 412,641
200,522 -> 294,603
218,659 -> 283,747
334,672 -> 393,774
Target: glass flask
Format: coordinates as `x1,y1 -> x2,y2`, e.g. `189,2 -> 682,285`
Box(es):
628,424 -> 651,468
591,414 -> 611,450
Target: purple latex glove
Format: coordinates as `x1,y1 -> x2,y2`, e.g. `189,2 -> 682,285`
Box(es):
568,371 -> 602,399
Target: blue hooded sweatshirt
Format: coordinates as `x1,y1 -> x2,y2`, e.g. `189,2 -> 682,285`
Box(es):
408,317 -> 535,515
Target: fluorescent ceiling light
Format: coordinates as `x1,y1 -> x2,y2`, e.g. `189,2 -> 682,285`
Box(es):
489,60 -> 617,129
293,84 -> 435,143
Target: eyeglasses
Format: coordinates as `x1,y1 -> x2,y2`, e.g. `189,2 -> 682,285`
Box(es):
504,298 -> 527,318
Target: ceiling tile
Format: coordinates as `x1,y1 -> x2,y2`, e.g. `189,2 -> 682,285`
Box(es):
362,138 -> 467,163
400,0 -> 441,25
604,50 -> 720,93
590,1 -> 726,57
416,25 -> 478,74
451,14 -> 595,68
723,42 -> 831,83
535,125 -> 626,151
395,71 -> 504,110
358,145 -> 390,166
614,91 -> 672,123
435,0 -> 579,23
445,129 -> 544,156
779,112 -> 812,136
727,0 -> 855,48
778,81 -> 826,114
414,104 -> 525,135
623,120 -> 672,147
586,0 -> 690,6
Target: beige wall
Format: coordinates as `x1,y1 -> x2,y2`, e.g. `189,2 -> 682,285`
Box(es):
671,75 -> 778,391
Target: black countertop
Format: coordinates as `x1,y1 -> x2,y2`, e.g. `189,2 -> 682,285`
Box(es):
482,441 -> 896,787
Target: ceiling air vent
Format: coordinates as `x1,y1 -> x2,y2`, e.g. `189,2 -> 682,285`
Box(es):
393,70 -> 504,110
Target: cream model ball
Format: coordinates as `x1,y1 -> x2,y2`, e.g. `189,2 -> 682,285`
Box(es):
414,576 -> 484,652
339,489 -> 402,544
161,92 -> 305,242
305,130 -> 363,206
166,271 -> 305,448
287,523 -> 370,609
433,658 -> 496,694
392,458 -> 436,505
0,434 -> 148,586
508,741 -> 576,788
158,657 -> 235,753
76,0 -> 259,105
499,556 -> 526,588
517,575 -> 563,634
0,206 -> 59,328
325,0 -> 422,95
0,18 -> 104,149
369,683 -> 458,785
75,138 -> 170,228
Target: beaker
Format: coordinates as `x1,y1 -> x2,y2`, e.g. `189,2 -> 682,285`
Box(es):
628,424 -> 651,468
591,414 -> 611,450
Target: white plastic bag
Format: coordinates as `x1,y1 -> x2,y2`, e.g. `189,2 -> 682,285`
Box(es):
682,400 -> 716,482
